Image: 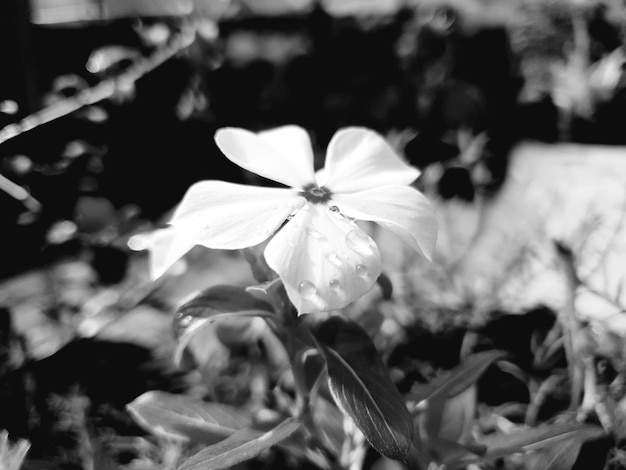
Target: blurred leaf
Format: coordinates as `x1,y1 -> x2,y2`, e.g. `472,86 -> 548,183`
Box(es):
412,350 -> 507,404
415,385 -> 485,468
32,0 -> 197,24
173,285 -> 275,366
479,423 -> 606,462
408,443 -> 430,470
11,302 -> 74,361
523,436 -> 587,470
178,417 -> 301,470
241,246 -> 278,284
74,196 -> 117,233
589,47 -> 625,102
286,321 -> 326,398
0,100 -> 18,115
0,430 -> 30,470
419,384 -> 477,445
425,437 -> 486,468
376,272 -> 393,300
293,346 -> 325,398
242,0 -> 314,16
86,45 -> 140,74
127,391 -> 251,445
411,351 -> 504,465
311,395 -> 345,457
310,316 -> 413,460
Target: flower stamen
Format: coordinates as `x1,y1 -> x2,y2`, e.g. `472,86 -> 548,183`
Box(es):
302,184 -> 332,203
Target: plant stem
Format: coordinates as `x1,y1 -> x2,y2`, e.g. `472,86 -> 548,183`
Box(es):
554,241 -> 584,410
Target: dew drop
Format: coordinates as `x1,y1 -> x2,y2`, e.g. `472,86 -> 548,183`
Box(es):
298,280 -> 317,298
329,279 -> 341,290
355,264 -> 369,277
346,230 -> 373,255
326,252 -> 344,268
329,205 -> 340,213
306,226 -> 327,242
179,315 -> 194,327
285,200 -> 301,212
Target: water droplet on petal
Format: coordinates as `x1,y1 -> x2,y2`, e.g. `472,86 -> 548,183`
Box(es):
298,280 -> 316,299
329,205 -> 340,213
326,252 -> 344,268
329,279 -> 341,290
179,315 -> 194,327
306,226 -> 327,242
257,227 -> 272,238
346,230 -> 374,255
286,200 -> 301,211
355,264 -> 369,277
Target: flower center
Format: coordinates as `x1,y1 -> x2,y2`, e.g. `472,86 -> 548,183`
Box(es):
303,184 -> 332,203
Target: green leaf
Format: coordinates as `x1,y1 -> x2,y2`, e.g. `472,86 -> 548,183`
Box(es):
177,417 -> 301,470
287,322 -> 326,397
525,436 -> 586,470
246,278 -> 293,318
426,437 -> 486,467
412,350 -> 507,404
412,351 -> 504,465
419,384 -> 477,445
127,391 -> 252,445
480,422 -> 605,460
174,285 -> 275,332
241,246 -> 278,283
310,316 -> 413,460
173,285 -> 275,366
311,396 -> 345,457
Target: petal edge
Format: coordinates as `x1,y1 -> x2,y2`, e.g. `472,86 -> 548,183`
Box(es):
171,180 -> 306,250
331,186 -> 437,261
319,127 -> 420,193
215,126 -> 316,188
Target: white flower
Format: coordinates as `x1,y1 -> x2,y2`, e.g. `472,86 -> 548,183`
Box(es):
150,125 -> 437,313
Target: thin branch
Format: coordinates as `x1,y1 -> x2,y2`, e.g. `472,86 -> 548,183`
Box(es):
0,172 -> 42,212
0,24 -> 197,210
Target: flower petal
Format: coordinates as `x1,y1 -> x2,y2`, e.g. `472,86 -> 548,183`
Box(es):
141,226 -> 198,280
264,204 -> 382,313
215,126 -> 316,188
318,127 -> 420,192
331,186 -> 437,261
171,180 -> 306,249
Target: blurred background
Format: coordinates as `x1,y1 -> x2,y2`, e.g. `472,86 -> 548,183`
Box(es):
2,0 -> 626,469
